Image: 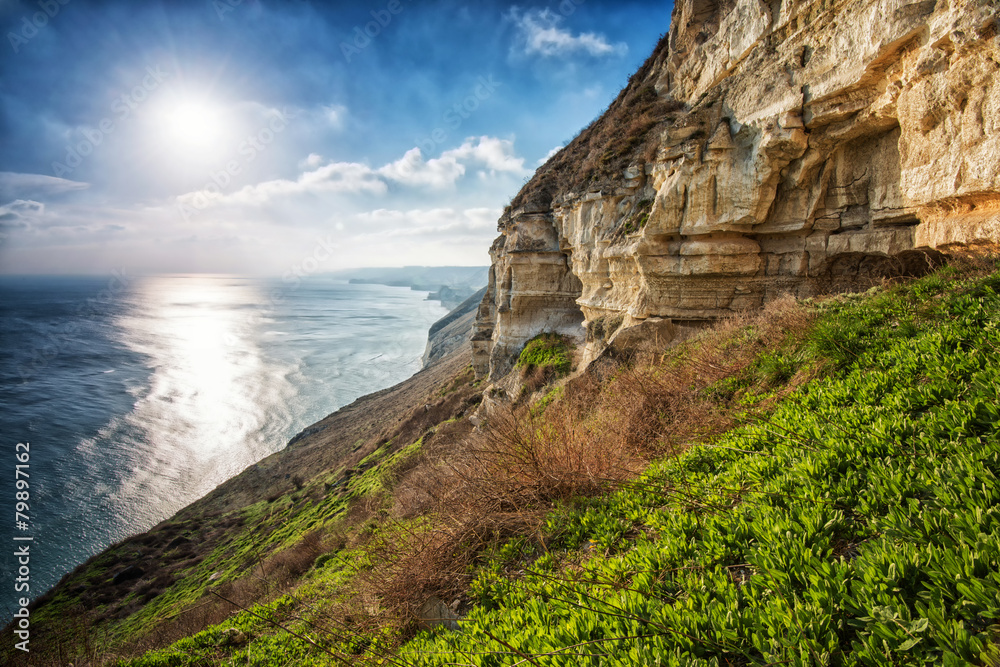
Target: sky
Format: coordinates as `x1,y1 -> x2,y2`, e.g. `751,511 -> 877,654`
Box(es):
0,0 -> 672,275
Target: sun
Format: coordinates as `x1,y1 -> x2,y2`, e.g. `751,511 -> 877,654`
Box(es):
151,95 -> 232,164
163,99 -> 225,149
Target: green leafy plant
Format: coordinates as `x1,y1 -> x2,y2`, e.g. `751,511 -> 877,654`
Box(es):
517,333 -> 573,377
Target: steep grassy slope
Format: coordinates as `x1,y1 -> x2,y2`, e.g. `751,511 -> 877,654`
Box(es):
73,257 -> 1000,667
406,264 -> 1000,665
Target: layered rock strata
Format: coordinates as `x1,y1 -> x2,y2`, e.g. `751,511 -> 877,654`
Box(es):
475,0 -> 1000,379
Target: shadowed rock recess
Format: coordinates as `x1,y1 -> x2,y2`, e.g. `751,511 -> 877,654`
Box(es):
474,0 -> 1000,380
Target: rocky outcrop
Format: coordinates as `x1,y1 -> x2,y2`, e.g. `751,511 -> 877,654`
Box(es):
474,0 -> 1000,379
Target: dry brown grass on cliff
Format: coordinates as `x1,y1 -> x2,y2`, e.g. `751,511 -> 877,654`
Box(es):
509,33 -> 681,210
460,294 -> 818,505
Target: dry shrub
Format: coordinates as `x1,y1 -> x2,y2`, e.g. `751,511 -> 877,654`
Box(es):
264,529 -> 325,584
519,362 -> 553,397
941,242 -> 1000,277
463,399 -> 643,505
390,461 -> 452,519
363,519 -> 495,629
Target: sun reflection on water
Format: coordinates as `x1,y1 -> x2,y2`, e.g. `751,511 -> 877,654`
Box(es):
92,274 -> 296,527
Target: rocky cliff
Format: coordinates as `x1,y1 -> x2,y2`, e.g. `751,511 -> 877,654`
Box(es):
474,0 -> 999,380
423,286 -> 488,367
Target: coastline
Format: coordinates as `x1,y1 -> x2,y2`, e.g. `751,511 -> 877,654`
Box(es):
0,278 -> 458,621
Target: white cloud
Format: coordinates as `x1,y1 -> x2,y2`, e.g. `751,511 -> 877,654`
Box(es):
178,161 -> 387,208
232,101 -> 300,129
298,162 -> 386,193
301,153 -> 324,169
322,104 -> 347,128
376,137 -> 528,188
176,136 -> 527,210
0,199 -> 45,228
507,8 -> 627,58
444,136 -> 530,176
0,172 -> 89,201
353,207 -> 500,238
377,148 -> 466,188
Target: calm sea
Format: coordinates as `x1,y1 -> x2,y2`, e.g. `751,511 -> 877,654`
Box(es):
0,274 -> 448,616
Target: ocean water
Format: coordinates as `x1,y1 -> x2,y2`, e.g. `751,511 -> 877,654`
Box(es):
0,274 -> 448,616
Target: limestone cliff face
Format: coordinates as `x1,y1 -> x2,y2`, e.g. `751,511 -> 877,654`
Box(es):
474,0 -> 1000,379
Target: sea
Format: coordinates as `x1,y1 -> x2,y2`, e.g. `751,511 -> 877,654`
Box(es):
0,274 -> 449,617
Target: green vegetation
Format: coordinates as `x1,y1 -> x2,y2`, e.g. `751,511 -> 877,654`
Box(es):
530,386 -> 564,417
404,267 -> 1000,665
517,333 -> 573,377
104,437 -> 429,666
622,197 -> 654,235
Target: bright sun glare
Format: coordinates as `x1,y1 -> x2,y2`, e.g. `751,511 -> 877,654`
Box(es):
159,97 -> 228,158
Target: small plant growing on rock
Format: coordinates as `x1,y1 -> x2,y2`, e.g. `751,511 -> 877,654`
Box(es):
516,333 -> 572,377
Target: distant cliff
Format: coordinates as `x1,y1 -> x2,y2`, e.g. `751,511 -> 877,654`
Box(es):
423,286 -> 488,368
332,266 -> 488,309
474,0 -> 1000,380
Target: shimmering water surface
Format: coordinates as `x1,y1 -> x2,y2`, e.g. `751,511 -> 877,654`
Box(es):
0,274 -> 448,614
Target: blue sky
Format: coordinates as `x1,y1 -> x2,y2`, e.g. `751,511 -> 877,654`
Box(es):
0,0 -> 671,274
